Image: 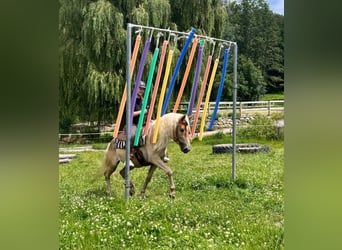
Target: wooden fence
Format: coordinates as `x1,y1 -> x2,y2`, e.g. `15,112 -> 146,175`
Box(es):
59,100 -> 284,144
177,100 -> 284,116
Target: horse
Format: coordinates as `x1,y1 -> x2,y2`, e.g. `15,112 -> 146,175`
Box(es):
103,113 -> 192,199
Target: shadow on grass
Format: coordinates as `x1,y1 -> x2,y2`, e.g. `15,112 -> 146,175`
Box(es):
84,188 -> 108,198
190,175 -> 260,191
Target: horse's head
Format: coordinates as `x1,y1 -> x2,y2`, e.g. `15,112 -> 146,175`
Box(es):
174,115 -> 192,153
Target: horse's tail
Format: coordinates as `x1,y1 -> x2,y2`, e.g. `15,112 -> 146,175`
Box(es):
90,141 -> 115,184
105,142 -> 111,152
103,141 -> 115,170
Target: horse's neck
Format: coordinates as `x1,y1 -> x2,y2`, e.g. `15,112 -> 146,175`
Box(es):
160,114 -> 179,140
148,114 -> 178,149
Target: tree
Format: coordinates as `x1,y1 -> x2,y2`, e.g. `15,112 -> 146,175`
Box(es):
143,0 -> 171,28
266,13 -> 284,92
59,0 -> 87,132
168,0 -> 227,103
236,55 -> 266,101
59,0 -> 283,132
170,0 -> 226,36
226,0 -> 284,94
59,0 -> 127,131
81,0 -> 126,126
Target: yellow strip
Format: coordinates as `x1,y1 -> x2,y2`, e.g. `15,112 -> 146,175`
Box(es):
199,58 -> 219,141
153,49 -> 174,143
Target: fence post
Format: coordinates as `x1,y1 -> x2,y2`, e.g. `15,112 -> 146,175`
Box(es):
208,102 -> 211,117
239,102 -> 243,116
268,100 -> 271,116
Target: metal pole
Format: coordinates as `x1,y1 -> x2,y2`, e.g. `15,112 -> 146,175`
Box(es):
125,23 -> 132,201
232,43 -> 238,182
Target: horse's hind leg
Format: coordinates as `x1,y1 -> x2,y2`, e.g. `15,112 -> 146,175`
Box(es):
119,166 -> 135,196
103,146 -> 119,196
141,165 -> 157,199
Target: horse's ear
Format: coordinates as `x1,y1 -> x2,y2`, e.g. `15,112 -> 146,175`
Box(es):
180,114 -> 187,125
180,114 -> 191,126
188,114 -> 194,121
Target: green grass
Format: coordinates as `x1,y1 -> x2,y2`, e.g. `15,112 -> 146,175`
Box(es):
59,136 -> 284,249
260,93 -> 284,101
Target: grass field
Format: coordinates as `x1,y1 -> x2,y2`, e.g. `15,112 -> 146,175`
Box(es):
59,135 -> 284,249
260,93 -> 284,101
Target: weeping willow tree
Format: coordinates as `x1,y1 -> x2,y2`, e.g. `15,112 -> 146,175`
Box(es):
59,0 -> 88,132
59,0 -> 126,132
81,0 -> 126,126
169,0 -> 227,36
59,0 -> 234,132
60,0 -> 172,132
143,0 -> 171,28
167,0 -> 227,102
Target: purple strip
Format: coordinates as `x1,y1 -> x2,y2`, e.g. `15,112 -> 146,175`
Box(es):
187,43 -> 204,115
130,37 -> 151,134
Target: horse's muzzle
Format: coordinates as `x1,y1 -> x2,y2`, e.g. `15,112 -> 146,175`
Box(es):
180,142 -> 191,153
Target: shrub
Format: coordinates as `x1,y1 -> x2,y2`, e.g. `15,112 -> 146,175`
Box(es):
238,114 -> 283,140
271,112 -> 284,121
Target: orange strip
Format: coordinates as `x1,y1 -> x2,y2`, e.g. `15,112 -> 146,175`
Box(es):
172,38 -> 199,113
113,35 -> 141,138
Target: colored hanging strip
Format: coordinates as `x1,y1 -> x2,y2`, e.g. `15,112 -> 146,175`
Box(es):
153,49 -> 174,144
199,58 -> 219,140
208,48 -> 230,130
172,37 -> 199,113
161,28 -> 196,115
113,34 -> 141,138
191,54 -> 213,137
134,47 -> 160,146
144,40 -> 169,137
130,36 -> 151,135
187,39 -> 205,116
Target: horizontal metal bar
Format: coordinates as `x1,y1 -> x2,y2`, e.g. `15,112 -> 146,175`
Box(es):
129,23 -> 236,46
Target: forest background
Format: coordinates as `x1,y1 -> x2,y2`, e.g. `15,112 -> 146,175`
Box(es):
59,0 -> 284,132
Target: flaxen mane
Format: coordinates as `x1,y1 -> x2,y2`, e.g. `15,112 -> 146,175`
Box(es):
148,113 -> 190,152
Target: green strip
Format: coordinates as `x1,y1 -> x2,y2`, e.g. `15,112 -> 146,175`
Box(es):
134,48 -> 160,146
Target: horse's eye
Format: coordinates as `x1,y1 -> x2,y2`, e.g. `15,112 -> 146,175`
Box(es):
180,128 -> 184,133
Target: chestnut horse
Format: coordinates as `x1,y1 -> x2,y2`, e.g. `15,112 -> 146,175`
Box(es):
103,113 -> 192,198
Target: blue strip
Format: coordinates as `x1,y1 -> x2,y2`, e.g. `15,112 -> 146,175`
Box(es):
161,28 -> 196,115
208,48 -> 230,130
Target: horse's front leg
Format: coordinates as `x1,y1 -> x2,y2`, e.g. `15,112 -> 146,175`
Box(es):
119,166 -> 135,196
140,165 -> 157,199
153,159 -> 176,198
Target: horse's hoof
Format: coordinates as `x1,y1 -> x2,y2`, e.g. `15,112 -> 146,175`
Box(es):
169,193 -> 176,199
140,193 -> 146,199
129,184 -> 135,196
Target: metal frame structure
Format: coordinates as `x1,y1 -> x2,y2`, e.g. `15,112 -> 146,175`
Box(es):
124,23 -> 237,200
